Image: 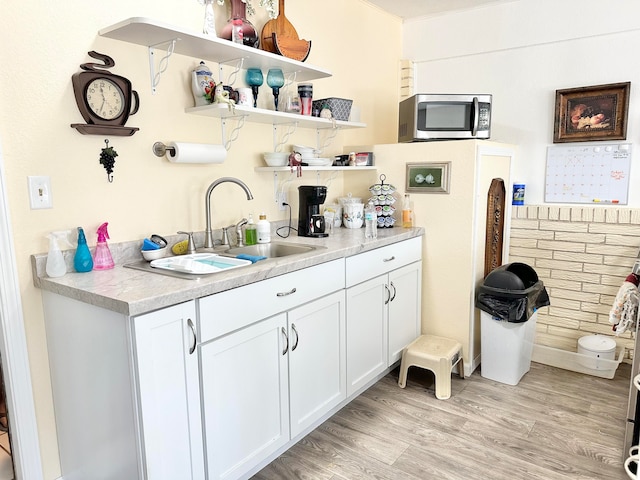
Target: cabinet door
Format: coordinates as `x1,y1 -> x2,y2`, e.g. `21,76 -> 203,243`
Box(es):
388,261 -> 422,365
133,301 -> 204,480
288,290 -> 346,438
200,314 -> 290,480
345,275 -> 388,397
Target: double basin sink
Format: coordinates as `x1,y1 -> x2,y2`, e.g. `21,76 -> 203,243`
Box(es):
126,242 -> 323,280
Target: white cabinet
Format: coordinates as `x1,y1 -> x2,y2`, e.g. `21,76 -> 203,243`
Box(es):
133,302 -> 204,480
345,237 -> 422,396
41,292 -> 203,480
197,260 -> 346,480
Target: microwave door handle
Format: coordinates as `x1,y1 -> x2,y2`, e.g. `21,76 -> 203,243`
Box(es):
471,97 -> 479,136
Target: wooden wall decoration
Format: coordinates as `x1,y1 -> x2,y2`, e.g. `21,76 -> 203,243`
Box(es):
484,178 -> 506,277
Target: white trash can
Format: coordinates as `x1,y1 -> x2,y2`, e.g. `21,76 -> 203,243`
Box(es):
480,311 -> 538,385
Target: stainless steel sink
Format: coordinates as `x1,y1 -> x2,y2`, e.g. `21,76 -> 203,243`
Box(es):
224,242 -> 322,258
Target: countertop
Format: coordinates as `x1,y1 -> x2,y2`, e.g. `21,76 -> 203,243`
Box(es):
31,227 -> 424,317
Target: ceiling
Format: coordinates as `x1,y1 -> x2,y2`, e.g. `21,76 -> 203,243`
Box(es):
363,0 -> 516,19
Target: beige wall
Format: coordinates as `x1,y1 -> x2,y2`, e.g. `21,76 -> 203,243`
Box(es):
0,2 -> 401,477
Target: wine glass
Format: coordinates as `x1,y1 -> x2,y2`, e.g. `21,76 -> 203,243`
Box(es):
245,68 -> 263,108
266,69 -> 285,111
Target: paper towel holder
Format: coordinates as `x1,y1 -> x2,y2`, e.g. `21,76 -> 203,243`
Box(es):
152,142 -> 176,158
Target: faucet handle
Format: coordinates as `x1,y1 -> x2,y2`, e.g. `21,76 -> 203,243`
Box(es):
177,231 -> 197,254
221,225 -> 235,246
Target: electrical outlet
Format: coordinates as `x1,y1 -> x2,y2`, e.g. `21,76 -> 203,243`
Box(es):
28,176 -> 52,209
278,192 -> 288,211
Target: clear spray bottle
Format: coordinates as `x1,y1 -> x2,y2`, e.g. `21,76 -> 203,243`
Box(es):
94,222 -> 115,270
46,230 -> 72,278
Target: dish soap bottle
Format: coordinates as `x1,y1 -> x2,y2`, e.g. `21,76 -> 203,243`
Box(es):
365,200 -> 377,239
402,193 -> 413,228
46,230 -> 71,278
257,213 -> 271,244
244,214 -> 257,246
73,227 -> 93,273
93,222 -> 115,270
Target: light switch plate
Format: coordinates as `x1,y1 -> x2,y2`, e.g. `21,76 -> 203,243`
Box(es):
28,176 -> 52,209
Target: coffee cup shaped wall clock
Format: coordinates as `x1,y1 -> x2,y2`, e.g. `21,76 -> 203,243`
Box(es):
71,51 -> 140,136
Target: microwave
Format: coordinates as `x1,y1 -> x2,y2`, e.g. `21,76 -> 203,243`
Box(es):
398,93 -> 492,142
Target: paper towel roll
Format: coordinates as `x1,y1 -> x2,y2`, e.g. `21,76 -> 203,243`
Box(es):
166,142 -> 226,164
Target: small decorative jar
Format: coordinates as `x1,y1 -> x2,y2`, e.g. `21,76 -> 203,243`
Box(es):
191,61 -> 215,107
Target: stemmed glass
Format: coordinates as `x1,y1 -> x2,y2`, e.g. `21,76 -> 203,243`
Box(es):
245,68 -> 263,108
266,69 -> 285,111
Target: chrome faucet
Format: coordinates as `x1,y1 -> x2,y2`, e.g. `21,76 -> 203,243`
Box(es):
205,177 -> 254,248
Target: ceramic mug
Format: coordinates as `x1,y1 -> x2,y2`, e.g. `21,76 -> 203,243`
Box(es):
237,87 -> 254,107
343,203 -> 364,229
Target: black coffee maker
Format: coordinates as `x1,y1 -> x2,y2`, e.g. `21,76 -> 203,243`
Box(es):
298,185 -> 328,237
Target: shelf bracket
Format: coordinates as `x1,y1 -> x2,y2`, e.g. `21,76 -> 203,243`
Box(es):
316,126 -> 340,154
273,122 -> 298,152
222,114 -> 247,150
218,57 -> 246,87
148,38 -> 178,94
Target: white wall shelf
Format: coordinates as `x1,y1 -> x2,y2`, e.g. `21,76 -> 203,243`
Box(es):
186,104 -> 366,129
99,17 -> 332,83
255,166 -> 376,172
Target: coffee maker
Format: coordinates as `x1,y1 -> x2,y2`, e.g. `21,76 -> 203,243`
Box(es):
298,185 -> 328,237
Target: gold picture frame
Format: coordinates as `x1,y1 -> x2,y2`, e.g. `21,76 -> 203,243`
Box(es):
406,162 -> 451,193
553,82 -> 630,143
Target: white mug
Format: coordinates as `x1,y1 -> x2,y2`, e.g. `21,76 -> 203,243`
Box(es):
237,87 -> 254,107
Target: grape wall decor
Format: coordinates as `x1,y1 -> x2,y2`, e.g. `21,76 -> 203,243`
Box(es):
99,139 -> 118,182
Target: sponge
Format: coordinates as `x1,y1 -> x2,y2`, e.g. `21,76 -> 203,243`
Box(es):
172,239 -> 189,255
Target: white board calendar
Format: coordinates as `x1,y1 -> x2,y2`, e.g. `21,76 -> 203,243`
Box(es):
545,143 -> 632,205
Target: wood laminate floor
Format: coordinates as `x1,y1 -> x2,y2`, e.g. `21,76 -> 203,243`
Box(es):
255,362 -> 632,480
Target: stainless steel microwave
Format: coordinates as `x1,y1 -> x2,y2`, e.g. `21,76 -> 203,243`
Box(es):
398,93 -> 492,142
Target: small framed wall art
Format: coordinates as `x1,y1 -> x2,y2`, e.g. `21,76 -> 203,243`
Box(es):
406,162 -> 451,193
553,82 -> 630,143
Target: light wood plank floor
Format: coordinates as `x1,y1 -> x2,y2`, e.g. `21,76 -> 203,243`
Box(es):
254,361 -> 632,479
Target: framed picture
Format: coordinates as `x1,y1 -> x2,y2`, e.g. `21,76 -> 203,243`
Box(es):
406,162 -> 451,193
553,82 -> 630,143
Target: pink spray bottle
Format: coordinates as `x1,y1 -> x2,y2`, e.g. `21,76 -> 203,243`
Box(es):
93,222 -> 115,270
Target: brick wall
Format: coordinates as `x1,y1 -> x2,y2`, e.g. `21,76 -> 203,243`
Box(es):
509,205 -> 640,357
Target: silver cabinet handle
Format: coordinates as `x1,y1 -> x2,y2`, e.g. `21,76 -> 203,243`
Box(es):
187,318 -> 197,355
390,281 -> 397,302
277,287 -> 297,297
291,324 -> 299,351
385,284 -> 391,305
281,327 -> 289,355
383,256 -> 396,262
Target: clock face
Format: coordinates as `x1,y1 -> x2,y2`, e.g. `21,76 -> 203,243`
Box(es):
86,78 -> 125,120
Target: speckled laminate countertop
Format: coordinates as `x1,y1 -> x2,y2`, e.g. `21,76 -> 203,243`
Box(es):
31,227 -> 424,317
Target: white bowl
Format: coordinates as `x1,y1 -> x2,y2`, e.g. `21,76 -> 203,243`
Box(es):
141,247 -> 167,261
263,152 -> 289,167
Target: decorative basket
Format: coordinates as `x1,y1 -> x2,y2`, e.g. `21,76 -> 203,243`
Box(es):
312,98 -> 353,121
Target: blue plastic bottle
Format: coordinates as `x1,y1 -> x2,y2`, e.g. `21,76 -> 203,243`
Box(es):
74,227 -> 93,272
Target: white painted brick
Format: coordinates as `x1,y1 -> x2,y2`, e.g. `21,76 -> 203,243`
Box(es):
552,270 -> 600,283
605,208 -> 619,223
580,322 -> 618,336
631,210 -> 640,224
593,208 -> 606,223
510,238 -> 538,248
602,273 -> 636,286
581,302 -> 612,315
510,218 -> 540,230
605,255 -> 640,268
549,288 -> 599,302
553,251 -> 602,264
538,207 -> 549,220
536,240 -> 585,252
554,231 -> 605,243
549,297 -> 581,310
580,209 -> 594,222
605,234 -> 640,247
510,247 -> 553,259
584,263 -> 632,276
536,259 -> 583,272
589,223 -> 640,235
544,314 -> 581,329
559,208 -> 572,221
548,207 -> 560,220
582,283 -> 619,296
543,278 -> 582,290
510,229 -> 554,240
619,209 -> 631,224
586,244 -> 638,256
526,206 -> 539,219
540,220 -> 587,232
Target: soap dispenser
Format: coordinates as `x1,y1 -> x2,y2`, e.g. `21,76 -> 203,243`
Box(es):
93,222 -> 115,270
73,227 -> 93,273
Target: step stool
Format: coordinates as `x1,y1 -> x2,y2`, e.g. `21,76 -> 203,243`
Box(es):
398,335 -> 464,400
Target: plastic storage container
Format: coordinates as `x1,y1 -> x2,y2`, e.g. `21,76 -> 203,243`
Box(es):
476,262 -> 550,385
577,335 -> 616,370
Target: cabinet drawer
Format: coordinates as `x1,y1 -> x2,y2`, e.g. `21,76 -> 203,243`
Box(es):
345,237 -> 422,287
198,259 -> 345,342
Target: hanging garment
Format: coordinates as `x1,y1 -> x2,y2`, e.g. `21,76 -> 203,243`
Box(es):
609,274 -> 640,335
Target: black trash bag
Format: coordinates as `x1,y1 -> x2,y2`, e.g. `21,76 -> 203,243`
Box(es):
475,262 -> 551,323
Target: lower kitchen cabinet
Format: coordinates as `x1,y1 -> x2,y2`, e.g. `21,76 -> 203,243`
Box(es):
345,237 -> 422,396
199,290 -> 346,480
133,302 -> 204,480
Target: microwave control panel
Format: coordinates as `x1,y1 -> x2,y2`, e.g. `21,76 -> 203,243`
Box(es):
478,103 -> 491,131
